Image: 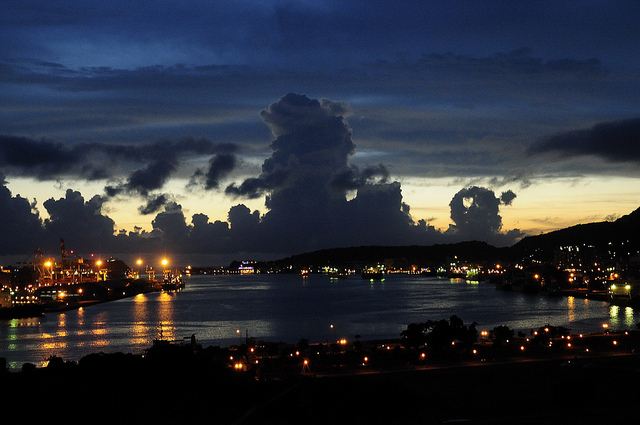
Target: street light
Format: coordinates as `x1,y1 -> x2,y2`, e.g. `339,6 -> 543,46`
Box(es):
161,259 -> 169,275
96,260 -> 103,281
330,324 -> 337,342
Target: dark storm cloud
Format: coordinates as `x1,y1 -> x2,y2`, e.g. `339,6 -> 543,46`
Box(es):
0,132 -> 240,218
189,151 -> 239,191
0,134 -> 237,181
233,93 -> 425,252
106,142 -> 239,212
447,186 -> 524,246
218,93 -> 523,253
0,94 -> 526,259
42,189 -> 117,253
107,159 -> 176,197
225,177 -> 272,199
226,93 -> 355,198
0,135 -> 93,180
531,118 -> 640,163
138,194 -> 170,215
2,46 -> 637,182
0,132 -> 240,222
330,164 -> 390,191
151,202 -> 190,245
500,190 -> 517,206
205,154 -> 237,189
3,1 -> 638,259
0,172 -> 45,254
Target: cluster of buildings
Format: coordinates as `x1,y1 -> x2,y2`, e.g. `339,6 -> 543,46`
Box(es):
217,240 -> 640,305
0,245 -> 186,317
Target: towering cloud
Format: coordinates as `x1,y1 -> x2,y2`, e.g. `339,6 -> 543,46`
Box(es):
218,93 -> 524,253
0,94 -> 525,261
221,93 -> 431,253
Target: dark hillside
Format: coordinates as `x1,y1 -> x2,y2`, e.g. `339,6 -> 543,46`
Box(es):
256,207 -> 640,270
270,241 -> 513,270
512,207 -> 640,261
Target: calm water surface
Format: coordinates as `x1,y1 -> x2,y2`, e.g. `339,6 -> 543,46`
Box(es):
1,273 -> 638,369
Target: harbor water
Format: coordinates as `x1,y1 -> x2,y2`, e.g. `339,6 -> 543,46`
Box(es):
2,273 -> 639,370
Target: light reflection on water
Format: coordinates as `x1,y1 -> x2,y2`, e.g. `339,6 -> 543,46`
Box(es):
609,304 -> 637,329
131,293 -> 150,345
567,296 -> 575,322
1,273 -> 640,369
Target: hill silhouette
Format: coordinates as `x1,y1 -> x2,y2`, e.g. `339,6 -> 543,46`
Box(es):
268,241 -> 513,270
511,206 -> 640,261
265,206 -> 640,269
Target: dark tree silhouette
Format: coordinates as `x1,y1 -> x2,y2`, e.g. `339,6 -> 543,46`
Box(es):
400,322 -> 428,349
401,315 -> 478,358
492,325 -> 515,346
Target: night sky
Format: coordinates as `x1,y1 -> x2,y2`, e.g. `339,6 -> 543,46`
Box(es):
1,1 -> 639,265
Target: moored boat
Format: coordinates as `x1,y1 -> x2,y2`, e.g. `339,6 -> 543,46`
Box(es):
161,270 -> 185,291
608,278 -> 640,306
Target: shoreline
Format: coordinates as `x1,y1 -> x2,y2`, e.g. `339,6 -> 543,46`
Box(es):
4,326 -> 638,372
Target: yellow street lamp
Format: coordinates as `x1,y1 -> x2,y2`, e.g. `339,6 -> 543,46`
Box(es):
136,259 -> 143,278
95,260 -> 104,281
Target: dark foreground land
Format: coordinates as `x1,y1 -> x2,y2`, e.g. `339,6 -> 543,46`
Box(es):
241,355 -> 640,424
2,349 -> 639,424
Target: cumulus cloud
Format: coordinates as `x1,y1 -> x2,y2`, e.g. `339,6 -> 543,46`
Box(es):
150,202 -> 190,248
101,142 -> 238,213
500,190 -> 517,206
446,186 -> 523,246
222,93 -> 422,252
42,189 -> 117,253
0,94 -> 526,260
225,93 -> 354,198
0,172 -> 45,254
221,93 -> 523,252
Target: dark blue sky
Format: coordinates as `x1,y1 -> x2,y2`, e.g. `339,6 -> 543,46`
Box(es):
1,1 -> 639,264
